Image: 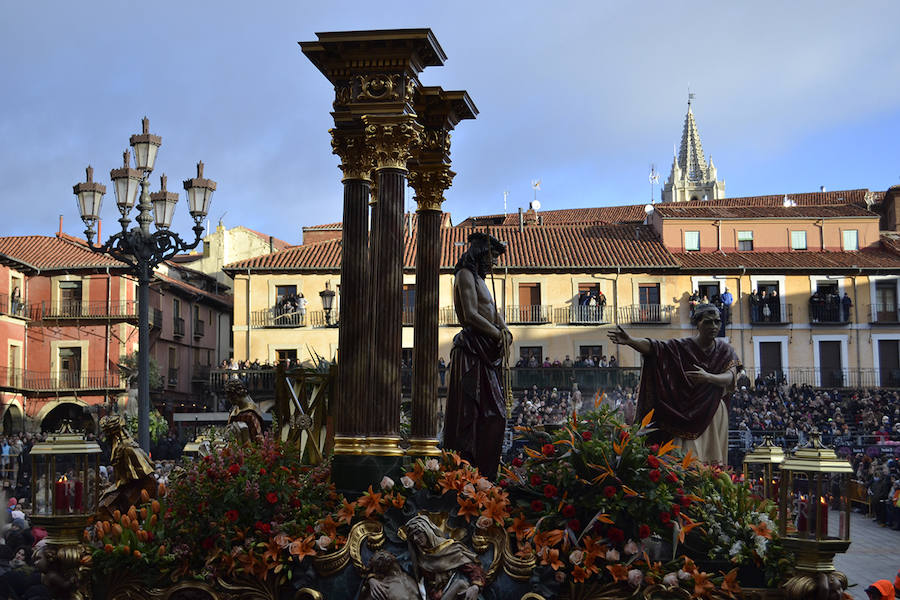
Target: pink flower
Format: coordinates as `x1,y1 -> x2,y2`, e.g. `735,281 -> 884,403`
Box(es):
569,550 -> 584,565
400,475 -> 415,489
606,548 -> 620,561
663,572 -> 679,586
476,516 -> 493,530
380,476 -> 394,490
316,535 -> 332,551
623,540 -> 640,555
627,569 -> 644,587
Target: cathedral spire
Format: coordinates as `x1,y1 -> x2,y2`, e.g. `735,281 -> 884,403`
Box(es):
662,94 -> 725,203
678,94 -> 708,181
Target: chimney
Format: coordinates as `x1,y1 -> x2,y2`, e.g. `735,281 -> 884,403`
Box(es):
269,236 -> 274,253
97,219 -> 101,242
518,208 -> 524,233
58,215 -> 63,235
820,186 -> 826,192
538,215 -> 544,226
883,185 -> 900,232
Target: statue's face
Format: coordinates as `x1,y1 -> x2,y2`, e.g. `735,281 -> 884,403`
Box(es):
412,528 -> 429,548
696,312 -> 721,336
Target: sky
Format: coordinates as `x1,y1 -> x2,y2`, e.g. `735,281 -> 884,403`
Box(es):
2,1 -> 900,247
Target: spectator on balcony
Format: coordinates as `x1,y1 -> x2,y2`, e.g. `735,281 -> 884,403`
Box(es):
768,290 -> 781,322
608,355 -> 617,368
9,287 -> 20,316
562,355 -> 573,368
842,293 -> 853,322
597,291 -> 607,321
439,357 -> 446,387
721,288 -> 733,325
599,355 -> 608,368
689,290 -> 700,317
750,289 -> 760,322
810,290 -> 824,322
527,353 -> 539,369
298,293 -> 308,322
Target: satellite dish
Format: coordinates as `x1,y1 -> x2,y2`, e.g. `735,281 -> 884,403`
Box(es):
644,204 -> 654,215
531,200 -> 541,211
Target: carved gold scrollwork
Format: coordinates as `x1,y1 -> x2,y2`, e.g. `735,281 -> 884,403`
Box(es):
421,129 -> 451,155
471,524 -> 507,584
314,519 -> 386,576
502,539 -> 537,582
333,84 -> 351,109
405,78 -> 417,103
353,74 -> 400,102
641,584 -> 693,600
294,588 -> 325,600
408,165 -> 455,211
330,129 -> 374,182
363,115 -> 423,171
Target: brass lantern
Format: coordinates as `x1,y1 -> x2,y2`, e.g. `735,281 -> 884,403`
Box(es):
30,422 -> 102,546
778,431 -> 853,578
742,435 -> 784,500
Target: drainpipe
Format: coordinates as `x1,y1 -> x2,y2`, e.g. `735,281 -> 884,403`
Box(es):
518,208 -> 524,233
245,268 -> 252,360
104,267 -> 111,402
716,220 -> 722,252
738,266 -> 746,365
816,219 -> 825,251
852,269 -> 861,382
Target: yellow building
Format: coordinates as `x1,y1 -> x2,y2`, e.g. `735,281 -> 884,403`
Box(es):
224,186 -> 900,389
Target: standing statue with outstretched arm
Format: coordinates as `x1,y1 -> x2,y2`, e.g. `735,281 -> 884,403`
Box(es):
444,232 -> 511,479
607,303 -> 740,464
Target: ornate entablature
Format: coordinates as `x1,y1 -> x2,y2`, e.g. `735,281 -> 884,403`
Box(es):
329,128 -> 374,182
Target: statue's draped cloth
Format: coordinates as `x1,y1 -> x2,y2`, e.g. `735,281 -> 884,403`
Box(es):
637,338 -> 739,463
444,327 -> 506,479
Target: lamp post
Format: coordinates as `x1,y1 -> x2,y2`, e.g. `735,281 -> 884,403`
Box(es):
320,282 -> 336,327
74,117 -> 215,451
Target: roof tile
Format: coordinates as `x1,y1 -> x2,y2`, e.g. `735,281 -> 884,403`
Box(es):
0,235 -> 127,271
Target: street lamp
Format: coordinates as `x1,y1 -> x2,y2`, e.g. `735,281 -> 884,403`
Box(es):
320,282 -> 336,326
74,117 -> 214,451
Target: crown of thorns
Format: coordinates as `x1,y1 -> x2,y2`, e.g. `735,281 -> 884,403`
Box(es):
468,232 -> 506,255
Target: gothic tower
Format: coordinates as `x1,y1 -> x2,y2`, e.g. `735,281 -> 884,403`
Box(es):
661,96 -> 725,203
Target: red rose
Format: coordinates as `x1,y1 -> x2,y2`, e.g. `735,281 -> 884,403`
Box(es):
306,525 -> 315,534
530,474 -> 542,486
201,537 -> 214,550
680,495 -> 692,507
607,526 -> 625,544
255,521 -> 271,534
499,479 -> 509,488
603,485 -> 616,499
666,471 -> 679,483
649,444 -> 659,453
677,487 -> 684,495
659,511 -> 671,524
512,457 -> 524,467
647,455 -> 660,469
581,430 -> 592,441
266,492 -> 278,504
649,469 -> 661,483
543,484 -> 559,498
542,444 -> 555,457
671,504 -> 681,517
225,509 -> 239,523
562,504 -> 576,518
259,467 -> 267,475
228,464 -> 240,476
568,519 -> 581,532
291,498 -> 302,508
531,500 -> 545,512
638,524 -> 651,539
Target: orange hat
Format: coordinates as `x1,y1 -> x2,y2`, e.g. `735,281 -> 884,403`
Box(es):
866,580 -> 896,600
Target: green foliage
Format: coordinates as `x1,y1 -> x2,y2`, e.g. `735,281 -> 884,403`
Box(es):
118,352 -> 164,391
126,410 -> 169,444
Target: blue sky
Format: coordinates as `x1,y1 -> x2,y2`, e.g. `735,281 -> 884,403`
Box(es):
2,1 -> 899,245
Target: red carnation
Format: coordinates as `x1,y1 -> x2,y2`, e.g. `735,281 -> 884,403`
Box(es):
531,500 -> 545,512
512,457 -> 523,467
259,467 -> 267,475
666,471 -> 679,483
291,498 -> 302,508
544,484 -> 559,498
568,519 -> 581,532
647,455 -> 660,469
649,469 -> 661,483
530,474 -> 542,486
671,504 -> 681,517
255,521 -> 271,534
542,444 -> 555,457
680,495 -> 692,507
266,492 -> 278,504
649,444 -> 659,453
225,509 -> 239,523
562,504 -> 576,518
581,430 -> 592,442
659,511 -> 671,524
603,485 -> 617,499
499,479 -> 509,488
228,463 -> 240,476
607,526 -> 625,544
638,524 -> 651,539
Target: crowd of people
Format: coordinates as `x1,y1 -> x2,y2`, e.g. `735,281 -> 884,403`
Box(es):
810,289 -> 852,323
273,292 -> 308,324
509,383 -> 636,429
514,353 -> 619,368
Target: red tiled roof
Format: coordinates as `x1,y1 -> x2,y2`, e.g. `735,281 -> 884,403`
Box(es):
681,189 -> 873,207
225,224 -> 677,272
457,206 -> 647,227
302,221 -> 343,231
301,213 -> 453,234
239,227 -> 292,251
153,271 -> 233,306
674,248 -> 900,270
0,235 -> 127,271
654,204 -> 875,219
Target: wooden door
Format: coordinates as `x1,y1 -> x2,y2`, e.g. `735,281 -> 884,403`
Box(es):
818,341 -> 843,386
876,283 -> 897,323
758,342 -> 783,380
878,339 -> 900,386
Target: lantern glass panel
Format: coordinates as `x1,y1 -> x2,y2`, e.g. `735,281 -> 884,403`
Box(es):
113,174 -> 140,214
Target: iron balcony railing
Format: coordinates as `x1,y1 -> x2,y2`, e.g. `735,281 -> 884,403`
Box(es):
150,308 -> 163,329
194,320 -> 205,338
31,300 -> 138,320
554,305 -> 611,325
741,367 -> 880,389
402,308 -> 414,326
251,306 -> 307,328
618,304 -> 673,325
0,367 -> 123,391
868,303 -> 900,324
439,307 -> 459,326
210,368 -> 277,395
308,309 -> 339,328
173,317 -> 186,337
0,293 -> 28,319
505,305 -> 551,325
747,301 -> 792,325
167,367 -> 179,387
809,303 -> 850,325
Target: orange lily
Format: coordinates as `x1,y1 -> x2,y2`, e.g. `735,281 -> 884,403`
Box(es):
437,472 -> 460,495
357,486 -> 384,518
721,568 -> 742,598
457,495 -> 480,521
692,571 -> 715,598
288,536 -> 316,561
541,547 -> 564,570
750,521 -> 773,540
607,564 -> 629,583
507,513 -> 535,540
571,564 -> 590,583
318,515 -> 340,539
481,496 -> 510,523
406,461 -> 426,486
515,540 -> 534,559
337,499 -> 357,525
682,556 -> 698,575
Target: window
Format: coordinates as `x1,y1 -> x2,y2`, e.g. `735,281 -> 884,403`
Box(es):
519,346 -> 543,366
168,347 -> 178,386
579,345 -> 603,360
402,284 -> 415,325
59,280 -> 82,316
842,230 -> 858,251
684,231 -> 700,251
173,297 -> 181,318
59,347 -> 81,387
276,349 -> 297,364
737,231 -> 753,251
275,285 -> 296,305
517,283 -> 543,322
791,231 -> 807,250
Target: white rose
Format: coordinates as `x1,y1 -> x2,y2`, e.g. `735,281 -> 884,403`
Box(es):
623,540 -> 640,555
476,478 -> 492,492
476,516 -> 493,530
569,550 -> 584,565
400,475 -> 415,489
606,549 -> 620,562
677,569 -> 692,581
663,572 -> 679,586
380,476 -> 394,490
316,535 -> 332,551
425,459 -> 440,471
627,569 -> 644,587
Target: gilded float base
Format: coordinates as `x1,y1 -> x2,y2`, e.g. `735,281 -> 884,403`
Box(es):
406,437 -> 442,457
332,435 -> 368,456
783,538 -> 851,572
363,435 -> 405,457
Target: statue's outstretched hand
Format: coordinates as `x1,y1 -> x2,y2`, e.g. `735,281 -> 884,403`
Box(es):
607,325 -> 631,346
686,364 -> 712,385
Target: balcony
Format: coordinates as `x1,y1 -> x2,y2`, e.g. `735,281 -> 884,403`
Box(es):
809,303 -> 850,326
439,307 -> 459,326
618,304 -> 673,325
748,301 -> 792,325
168,367 -> 178,387
505,305 -> 551,325
0,367 -> 123,392
402,307 -> 414,326
173,317 -> 186,337
868,303 -> 900,325
251,306 -> 307,329
150,308 -> 163,329
308,310 -> 339,328
0,293 -> 28,320
32,300 -> 138,321
194,319 -> 205,339
554,305 -> 611,325
742,367 -> 879,389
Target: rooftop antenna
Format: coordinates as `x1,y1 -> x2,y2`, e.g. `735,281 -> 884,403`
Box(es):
503,190 -> 509,216
649,164 -> 659,204
530,179 -> 541,210
217,211 -> 228,228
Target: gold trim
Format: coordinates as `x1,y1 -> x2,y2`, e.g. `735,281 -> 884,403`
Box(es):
362,435 -> 405,457
330,129 -> 374,182
333,435 -> 367,455
294,589 -> 324,600
405,437 -> 442,457
471,524 -> 506,583
348,520 -> 386,572
503,540 -> 536,582
363,114 -> 423,171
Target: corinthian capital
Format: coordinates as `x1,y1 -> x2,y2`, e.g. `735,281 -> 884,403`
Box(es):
409,165 -> 455,212
363,114 -> 423,172
330,128 -> 374,182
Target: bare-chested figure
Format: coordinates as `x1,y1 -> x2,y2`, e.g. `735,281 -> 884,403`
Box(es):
444,232 -> 510,479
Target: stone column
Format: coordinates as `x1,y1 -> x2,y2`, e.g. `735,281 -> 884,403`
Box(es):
329,129 -> 372,455
407,165 -> 454,457
363,114 -> 422,456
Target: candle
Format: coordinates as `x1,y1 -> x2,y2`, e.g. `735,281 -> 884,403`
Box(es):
55,480 -> 67,512
797,495 -> 808,533
73,481 -> 83,512
819,497 -> 828,536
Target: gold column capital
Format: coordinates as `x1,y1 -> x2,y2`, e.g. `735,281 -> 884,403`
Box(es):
409,164 -> 456,212
330,128 -> 374,182
363,114 -> 423,172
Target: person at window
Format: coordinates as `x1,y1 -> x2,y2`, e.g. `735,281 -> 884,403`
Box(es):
597,291 -> 607,321
10,287 -> 21,316
768,290 -> 781,322
527,353 -> 538,369
607,303 -> 740,464
562,355 -> 573,369
842,293 -> 852,323
760,290 -> 771,321
721,288 -> 733,325
810,290 -> 823,322
749,289 -> 760,322
689,290 -> 700,317
608,355 -> 617,369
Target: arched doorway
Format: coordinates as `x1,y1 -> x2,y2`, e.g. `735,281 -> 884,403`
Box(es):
40,401 -> 93,434
2,403 -> 23,434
